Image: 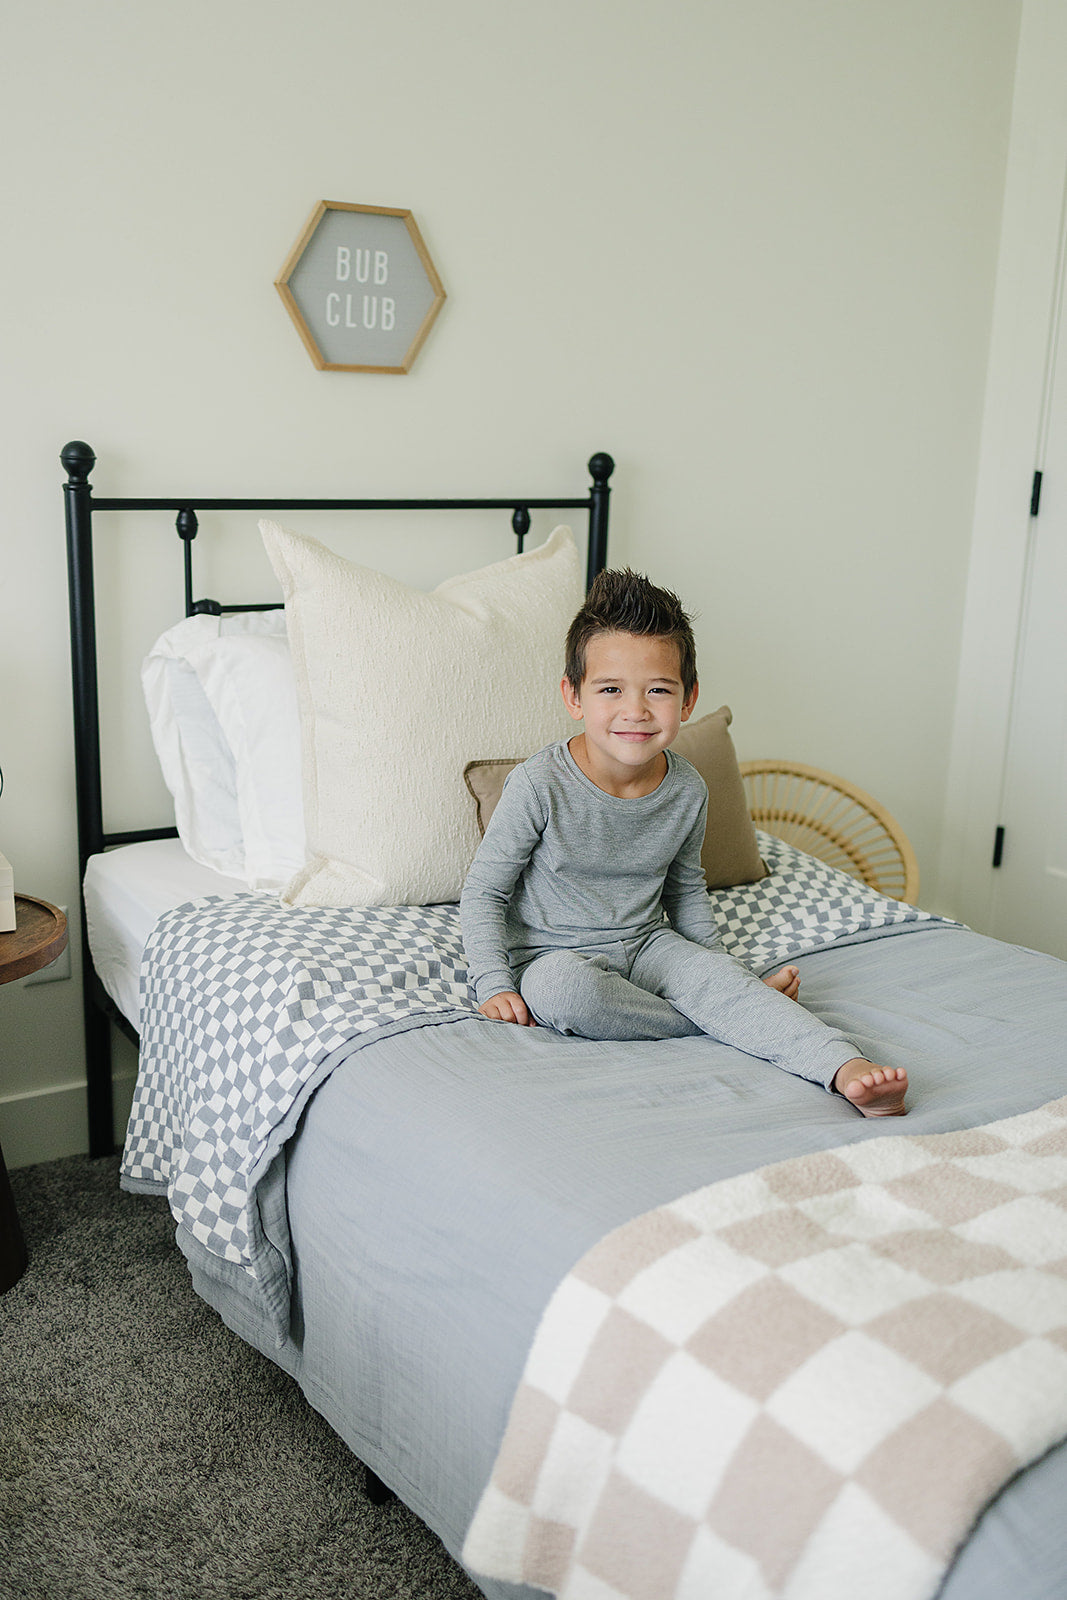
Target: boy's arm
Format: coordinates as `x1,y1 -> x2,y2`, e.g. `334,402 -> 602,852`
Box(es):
460,765 -> 545,1006
660,796 -> 725,950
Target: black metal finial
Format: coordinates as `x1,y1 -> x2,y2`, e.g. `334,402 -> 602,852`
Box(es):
588,452 -> 615,485
176,509 -> 199,542
62,441 -> 96,483
512,506 -> 531,550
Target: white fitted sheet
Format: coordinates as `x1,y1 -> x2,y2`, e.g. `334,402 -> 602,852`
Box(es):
84,840 -> 249,1030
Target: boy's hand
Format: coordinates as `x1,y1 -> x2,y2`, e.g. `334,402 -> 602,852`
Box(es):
479,991 -> 537,1026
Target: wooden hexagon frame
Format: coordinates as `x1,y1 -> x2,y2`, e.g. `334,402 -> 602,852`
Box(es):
275,200 -> 446,374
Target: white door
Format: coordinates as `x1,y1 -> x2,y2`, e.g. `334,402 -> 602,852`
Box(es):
990,257 -> 1067,960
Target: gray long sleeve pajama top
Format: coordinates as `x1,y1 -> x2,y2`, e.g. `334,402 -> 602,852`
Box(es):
460,741 -> 718,1002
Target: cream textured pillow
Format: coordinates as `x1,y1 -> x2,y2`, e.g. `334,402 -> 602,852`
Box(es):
260,521 -> 582,906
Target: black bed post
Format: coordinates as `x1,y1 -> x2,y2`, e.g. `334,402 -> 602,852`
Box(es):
62,441 -> 115,1159
586,453 -> 614,589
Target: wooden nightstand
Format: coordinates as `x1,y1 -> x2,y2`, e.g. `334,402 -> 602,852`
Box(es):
0,894 -> 69,1292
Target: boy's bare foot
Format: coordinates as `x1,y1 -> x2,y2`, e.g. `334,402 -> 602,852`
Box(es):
763,965 -> 800,1002
834,1058 -> 908,1116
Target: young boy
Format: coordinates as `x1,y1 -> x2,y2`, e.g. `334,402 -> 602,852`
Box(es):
460,569 -> 908,1116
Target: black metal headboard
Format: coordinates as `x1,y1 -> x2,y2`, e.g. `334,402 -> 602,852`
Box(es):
62,441 -> 614,1157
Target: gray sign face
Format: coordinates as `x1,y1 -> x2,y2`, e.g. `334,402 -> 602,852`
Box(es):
276,202 -> 446,373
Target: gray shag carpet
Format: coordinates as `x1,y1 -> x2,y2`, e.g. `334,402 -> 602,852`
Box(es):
1,1154 -> 484,1600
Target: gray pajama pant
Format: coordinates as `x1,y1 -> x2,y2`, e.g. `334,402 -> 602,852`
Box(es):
517,927 -> 859,1090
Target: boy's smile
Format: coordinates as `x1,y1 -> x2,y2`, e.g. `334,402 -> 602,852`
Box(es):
561,631 -> 698,797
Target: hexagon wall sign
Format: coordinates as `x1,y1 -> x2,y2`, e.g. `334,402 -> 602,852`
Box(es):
275,201 -> 446,373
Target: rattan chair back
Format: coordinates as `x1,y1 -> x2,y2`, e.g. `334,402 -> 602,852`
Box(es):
740,759 -> 920,904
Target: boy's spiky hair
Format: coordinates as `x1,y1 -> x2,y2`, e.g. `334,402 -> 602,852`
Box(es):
564,567 -> 698,696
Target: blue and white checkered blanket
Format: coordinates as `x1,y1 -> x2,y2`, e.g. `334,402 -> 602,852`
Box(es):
120,835 -> 953,1339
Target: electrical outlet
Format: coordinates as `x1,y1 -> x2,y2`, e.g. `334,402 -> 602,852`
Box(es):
24,907 -> 71,985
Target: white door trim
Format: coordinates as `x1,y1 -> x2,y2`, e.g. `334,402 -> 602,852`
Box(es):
936,0 -> 1067,929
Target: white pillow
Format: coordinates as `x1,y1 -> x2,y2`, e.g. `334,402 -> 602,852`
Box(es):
259,521 -> 583,906
142,613 -> 305,888
141,634 -> 243,877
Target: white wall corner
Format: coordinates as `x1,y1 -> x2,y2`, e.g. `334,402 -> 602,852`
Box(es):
0,1071 -> 136,1169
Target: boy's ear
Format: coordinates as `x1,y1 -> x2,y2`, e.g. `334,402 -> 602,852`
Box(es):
681,679 -> 699,722
560,675 -> 584,722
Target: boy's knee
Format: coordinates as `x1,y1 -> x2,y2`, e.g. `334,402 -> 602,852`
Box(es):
521,950 -> 583,998
520,951 -> 598,1030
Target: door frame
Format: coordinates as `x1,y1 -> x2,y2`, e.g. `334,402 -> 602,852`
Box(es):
936,0 -> 1067,929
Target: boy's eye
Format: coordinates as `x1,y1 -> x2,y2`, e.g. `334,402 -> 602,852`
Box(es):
596,685 -> 677,695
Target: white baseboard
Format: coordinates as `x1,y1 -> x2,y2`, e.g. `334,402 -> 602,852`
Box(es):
0,1074 -> 137,1169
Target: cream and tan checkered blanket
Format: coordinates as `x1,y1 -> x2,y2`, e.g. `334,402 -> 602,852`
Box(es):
464,1097 -> 1067,1600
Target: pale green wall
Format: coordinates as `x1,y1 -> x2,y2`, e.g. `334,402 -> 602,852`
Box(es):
0,0 -> 1021,1164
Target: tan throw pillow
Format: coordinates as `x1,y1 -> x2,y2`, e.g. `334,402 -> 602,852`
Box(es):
463,704 -> 766,889
464,760 -> 525,836
673,706 -> 767,887
260,521 -> 582,906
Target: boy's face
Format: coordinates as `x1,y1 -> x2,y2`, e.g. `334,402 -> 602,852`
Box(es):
561,631 -> 698,784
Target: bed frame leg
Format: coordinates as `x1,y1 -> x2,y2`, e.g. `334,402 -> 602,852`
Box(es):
84,983 -> 115,1159
364,1467 -> 395,1507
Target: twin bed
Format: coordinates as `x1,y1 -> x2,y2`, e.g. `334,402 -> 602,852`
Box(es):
62,443 -> 1067,1600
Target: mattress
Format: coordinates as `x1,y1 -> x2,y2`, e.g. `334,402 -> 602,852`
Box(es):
83,839 -> 247,1028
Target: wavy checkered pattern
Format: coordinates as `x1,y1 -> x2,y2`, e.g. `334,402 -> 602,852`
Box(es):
120,838 -> 950,1333
713,831 -> 945,971
464,1097 -> 1067,1600
122,897 -> 475,1327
